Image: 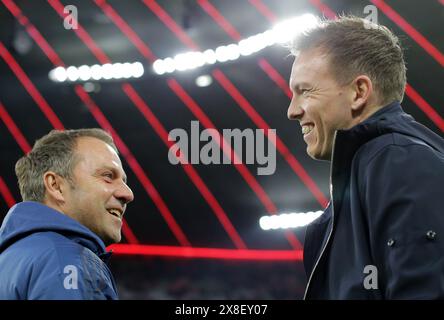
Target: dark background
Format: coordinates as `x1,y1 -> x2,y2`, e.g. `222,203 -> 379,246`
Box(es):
0,0 -> 442,299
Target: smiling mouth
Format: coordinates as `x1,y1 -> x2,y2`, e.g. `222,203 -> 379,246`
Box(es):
301,124 -> 314,136
107,208 -> 122,219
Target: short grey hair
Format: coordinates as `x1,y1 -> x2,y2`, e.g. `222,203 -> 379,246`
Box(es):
290,15 -> 407,105
15,128 -> 117,202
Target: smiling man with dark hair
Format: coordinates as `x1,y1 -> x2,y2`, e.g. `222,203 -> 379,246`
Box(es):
287,16 -> 444,299
0,128 -> 134,299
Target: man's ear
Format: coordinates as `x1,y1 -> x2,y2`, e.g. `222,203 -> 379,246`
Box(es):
350,75 -> 373,113
43,171 -> 67,204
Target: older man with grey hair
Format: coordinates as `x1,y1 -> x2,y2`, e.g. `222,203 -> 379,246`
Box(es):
0,128 -> 134,299
287,16 -> 444,299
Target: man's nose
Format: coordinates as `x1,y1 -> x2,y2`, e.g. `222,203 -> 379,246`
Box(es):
287,99 -> 304,120
115,182 -> 134,205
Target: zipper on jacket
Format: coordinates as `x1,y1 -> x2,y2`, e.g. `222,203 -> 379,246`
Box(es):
303,131 -> 337,300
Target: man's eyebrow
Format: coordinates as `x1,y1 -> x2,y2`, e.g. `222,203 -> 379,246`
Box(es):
290,82 -> 310,92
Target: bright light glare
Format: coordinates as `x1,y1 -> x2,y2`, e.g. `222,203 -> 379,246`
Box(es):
49,14 -> 319,80
195,74 -> 212,87
78,65 -> 91,81
149,13 -> 317,74
259,211 -> 324,230
49,66 -> 67,82
66,66 -> 79,81
49,61 -> 146,82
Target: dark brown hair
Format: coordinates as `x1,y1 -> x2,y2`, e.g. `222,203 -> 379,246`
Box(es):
290,15 -> 407,105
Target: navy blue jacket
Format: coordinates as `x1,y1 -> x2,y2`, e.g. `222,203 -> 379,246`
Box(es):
0,202 -> 118,299
304,102 -> 444,299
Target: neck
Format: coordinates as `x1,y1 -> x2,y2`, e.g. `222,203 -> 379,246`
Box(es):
42,199 -> 66,216
350,102 -> 384,129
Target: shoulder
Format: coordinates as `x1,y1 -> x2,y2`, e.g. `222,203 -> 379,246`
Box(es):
2,231 -> 84,266
354,132 -> 443,172
0,231 -> 86,290
351,133 -> 444,200
0,232 -> 79,299
0,232 -> 117,299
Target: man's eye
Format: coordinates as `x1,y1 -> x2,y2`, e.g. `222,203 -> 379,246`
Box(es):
103,173 -> 113,179
301,89 -> 310,95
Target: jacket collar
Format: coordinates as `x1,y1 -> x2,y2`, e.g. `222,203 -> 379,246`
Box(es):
335,101 -> 402,150
0,201 -> 108,258
331,101 -> 406,214
335,101 -> 443,154
330,100 -> 443,214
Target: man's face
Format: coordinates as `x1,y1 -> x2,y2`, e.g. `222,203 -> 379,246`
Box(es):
61,137 -> 134,246
288,49 -> 355,160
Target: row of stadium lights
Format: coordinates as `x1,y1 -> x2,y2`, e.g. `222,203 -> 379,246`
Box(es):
154,14 -> 317,74
49,62 -> 144,82
259,211 -> 323,230
48,14 -> 317,83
